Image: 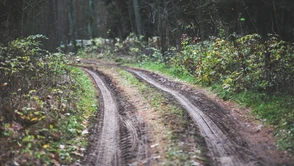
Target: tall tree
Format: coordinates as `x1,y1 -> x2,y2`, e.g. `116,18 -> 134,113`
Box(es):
132,0 -> 142,36
58,0 -> 64,45
68,0 -> 77,53
88,0 -> 94,39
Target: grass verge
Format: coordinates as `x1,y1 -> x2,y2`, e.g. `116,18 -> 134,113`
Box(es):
37,67 -> 98,165
211,84 -> 294,152
129,61 -> 197,84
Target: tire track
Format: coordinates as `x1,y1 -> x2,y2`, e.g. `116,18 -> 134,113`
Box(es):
82,68 -> 122,166
82,67 -> 148,166
126,68 -> 260,166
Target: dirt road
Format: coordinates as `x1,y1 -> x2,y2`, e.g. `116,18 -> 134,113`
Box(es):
82,68 -> 148,166
82,68 -> 122,165
80,60 -> 293,166
127,68 -> 255,165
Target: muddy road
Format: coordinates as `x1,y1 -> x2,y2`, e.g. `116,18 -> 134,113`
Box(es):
82,68 -> 121,165
127,69 -> 255,166
82,68 -> 148,166
80,59 -> 293,166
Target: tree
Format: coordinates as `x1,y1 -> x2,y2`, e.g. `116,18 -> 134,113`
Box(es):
58,0 -> 65,45
132,0 -> 142,37
68,0 -> 77,53
88,0 -> 94,39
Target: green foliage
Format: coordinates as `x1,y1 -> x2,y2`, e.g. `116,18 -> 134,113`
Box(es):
78,33 -> 163,61
0,35 -> 97,165
78,37 -> 114,58
170,34 -> 294,94
0,35 -> 72,123
129,33 -> 294,152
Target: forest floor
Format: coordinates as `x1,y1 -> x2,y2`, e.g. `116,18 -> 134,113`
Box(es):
79,58 -> 293,166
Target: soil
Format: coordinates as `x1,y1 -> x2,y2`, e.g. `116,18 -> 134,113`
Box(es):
80,59 -> 293,166
82,67 -> 148,166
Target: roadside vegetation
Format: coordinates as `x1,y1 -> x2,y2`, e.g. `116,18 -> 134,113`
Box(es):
0,35 -> 97,165
79,33 -> 294,154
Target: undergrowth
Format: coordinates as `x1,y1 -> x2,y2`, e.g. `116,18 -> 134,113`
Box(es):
0,35 -> 97,165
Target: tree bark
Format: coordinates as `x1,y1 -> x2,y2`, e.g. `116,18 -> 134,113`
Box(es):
132,0 -> 142,37
88,0 -> 94,39
68,0 -> 77,53
58,0 -> 64,45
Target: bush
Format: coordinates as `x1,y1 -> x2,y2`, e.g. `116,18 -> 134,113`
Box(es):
0,34 -> 75,127
170,34 -> 294,94
0,35 -> 93,165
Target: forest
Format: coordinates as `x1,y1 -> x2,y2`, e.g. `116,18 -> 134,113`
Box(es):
0,0 -> 293,165
2,0 -> 294,47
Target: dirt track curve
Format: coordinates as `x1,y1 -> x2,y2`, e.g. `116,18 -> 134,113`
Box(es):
79,59 -> 292,166
127,68 -> 257,166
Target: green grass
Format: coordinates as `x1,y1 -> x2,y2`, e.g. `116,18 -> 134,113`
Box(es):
211,84 -> 294,152
127,60 -> 294,153
128,61 -> 197,84
73,67 -> 98,115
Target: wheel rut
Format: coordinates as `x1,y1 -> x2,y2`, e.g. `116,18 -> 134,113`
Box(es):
82,67 -> 148,166
82,68 -> 122,165
78,59 -> 291,166
126,68 -> 265,166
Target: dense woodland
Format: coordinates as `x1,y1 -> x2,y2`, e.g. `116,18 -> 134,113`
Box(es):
1,0 -> 294,47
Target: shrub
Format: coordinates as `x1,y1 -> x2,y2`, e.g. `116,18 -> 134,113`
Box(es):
0,35 -> 74,126
170,34 -> 294,94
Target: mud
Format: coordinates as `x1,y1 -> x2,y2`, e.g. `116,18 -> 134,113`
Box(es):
79,58 -> 292,166
82,68 -> 148,166
125,68 -> 292,166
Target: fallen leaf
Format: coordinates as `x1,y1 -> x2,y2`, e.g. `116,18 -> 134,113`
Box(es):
43,144 -> 50,149
1,82 -> 8,87
59,145 -> 65,149
31,117 -> 39,121
72,151 -> 83,157
150,143 -> 159,148
47,95 -> 52,100
82,130 -> 89,135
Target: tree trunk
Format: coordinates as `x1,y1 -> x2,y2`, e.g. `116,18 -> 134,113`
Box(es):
132,0 -> 142,37
68,0 -> 77,53
198,0 -> 204,39
47,0 -> 57,49
88,0 -> 94,39
58,0 -> 64,45
127,1 -> 135,33
272,0 -> 280,35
